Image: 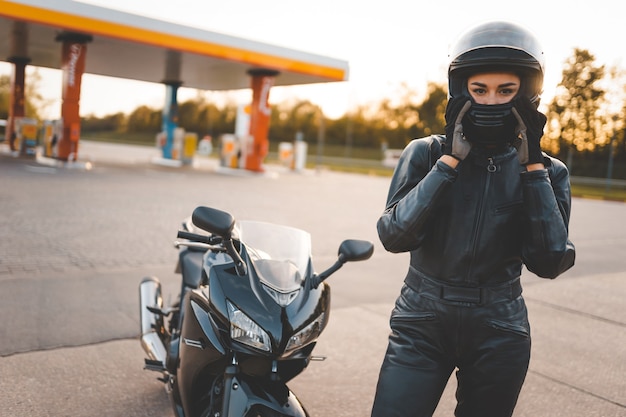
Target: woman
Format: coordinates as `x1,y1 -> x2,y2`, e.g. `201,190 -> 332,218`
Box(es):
371,21 -> 575,417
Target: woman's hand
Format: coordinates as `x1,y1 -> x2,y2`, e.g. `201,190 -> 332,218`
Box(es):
512,96 -> 547,167
444,97 -> 473,162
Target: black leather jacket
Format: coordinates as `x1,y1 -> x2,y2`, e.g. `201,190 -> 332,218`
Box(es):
377,135 -> 575,288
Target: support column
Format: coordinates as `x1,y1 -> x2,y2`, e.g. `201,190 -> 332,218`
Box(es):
6,21 -> 29,151
56,32 -> 92,161
6,57 -> 28,151
245,69 -> 279,171
161,50 -> 182,160
161,82 -> 181,159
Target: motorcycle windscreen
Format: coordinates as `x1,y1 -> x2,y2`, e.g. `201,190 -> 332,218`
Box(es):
235,220 -> 311,293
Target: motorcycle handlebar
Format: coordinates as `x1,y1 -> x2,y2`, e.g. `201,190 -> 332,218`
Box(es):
177,230 -> 222,245
177,230 -> 245,275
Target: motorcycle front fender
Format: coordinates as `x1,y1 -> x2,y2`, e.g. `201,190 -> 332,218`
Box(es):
226,376 -> 309,417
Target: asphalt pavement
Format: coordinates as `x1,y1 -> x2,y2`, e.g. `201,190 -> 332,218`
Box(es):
0,141 -> 624,417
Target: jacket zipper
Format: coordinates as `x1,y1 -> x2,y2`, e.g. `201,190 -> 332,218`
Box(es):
465,157 -> 495,283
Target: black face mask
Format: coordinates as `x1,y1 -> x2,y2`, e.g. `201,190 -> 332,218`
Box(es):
461,99 -> 518,148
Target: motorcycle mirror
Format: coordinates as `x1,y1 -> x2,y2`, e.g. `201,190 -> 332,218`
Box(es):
192,206 -> 235,238
310,239 -> 374,289
338,239 -> 374,262
191,206 -> 247,276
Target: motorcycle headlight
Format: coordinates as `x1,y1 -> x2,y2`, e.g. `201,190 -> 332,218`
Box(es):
227,301 -> 271,352
285,312 -> 326,353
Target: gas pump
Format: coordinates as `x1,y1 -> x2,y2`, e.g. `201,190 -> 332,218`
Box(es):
181,132 -> 197,165
14,117 -> 39,156
278,142 -> 294,167
218,103 -> 252,169
197,135 -> 213,156
42,119 -> 63,158
155,127 -> 197,166
293,131 -> 308,171
219,134 -> 239,168
170,127 -> 185,161
278,132 -> 307,171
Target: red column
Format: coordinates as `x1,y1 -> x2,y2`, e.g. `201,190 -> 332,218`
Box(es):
6,57 -> 28,151
56,33 -> 91,161
245,69 -> 279,171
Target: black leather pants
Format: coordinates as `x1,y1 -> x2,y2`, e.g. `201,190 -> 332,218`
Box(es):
371,279 -> 531,417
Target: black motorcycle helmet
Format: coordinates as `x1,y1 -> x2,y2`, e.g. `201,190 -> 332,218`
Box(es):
448,21 -> 545,104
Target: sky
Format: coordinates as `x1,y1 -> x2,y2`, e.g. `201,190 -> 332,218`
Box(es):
2,0 -> 625,119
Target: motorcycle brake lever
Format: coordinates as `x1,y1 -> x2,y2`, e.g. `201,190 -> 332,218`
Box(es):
174,241 -> 225,251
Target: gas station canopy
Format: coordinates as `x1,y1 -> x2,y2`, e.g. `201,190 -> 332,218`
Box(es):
0,0 -> 349,90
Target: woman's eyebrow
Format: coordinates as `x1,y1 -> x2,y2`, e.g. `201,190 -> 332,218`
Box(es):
469,81 -> 519,88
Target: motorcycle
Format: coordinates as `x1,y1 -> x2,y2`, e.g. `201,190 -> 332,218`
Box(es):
139,206 -> 374,417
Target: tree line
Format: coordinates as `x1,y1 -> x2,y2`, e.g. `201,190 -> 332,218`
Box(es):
1,48 -> 624,179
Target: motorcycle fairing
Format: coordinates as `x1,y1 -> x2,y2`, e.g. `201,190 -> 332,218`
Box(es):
227,376 -> 309,417
178,287 -> 314,417
207,260 -> 331,355
191,299 -> 226,356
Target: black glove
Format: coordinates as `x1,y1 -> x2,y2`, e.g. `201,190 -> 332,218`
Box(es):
444,97 -> 472,161
512,96 -> 547,165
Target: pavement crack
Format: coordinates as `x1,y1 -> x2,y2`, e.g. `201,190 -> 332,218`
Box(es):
0,336 -> 137,358
526,298 -> 626,328
529,369 -> 626,409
